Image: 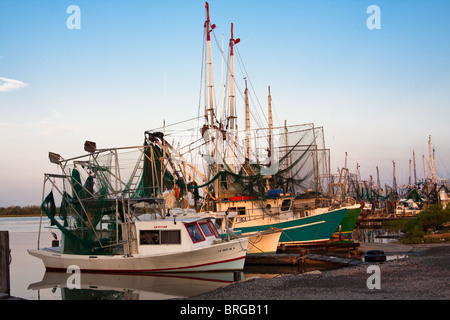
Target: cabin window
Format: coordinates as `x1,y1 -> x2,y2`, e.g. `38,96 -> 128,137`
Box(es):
281,199 -> 291,211
140,231 -> 159,244
140,230 -> 181,245
207,220 -> 220,238
199,222 -> 214,237
186,223 -> 205,243
237,207 -> 246,215
214,218 -> 223,230
160,230 -> 181,244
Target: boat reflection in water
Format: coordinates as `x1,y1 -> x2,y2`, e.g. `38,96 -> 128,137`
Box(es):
28,271 -> 243,300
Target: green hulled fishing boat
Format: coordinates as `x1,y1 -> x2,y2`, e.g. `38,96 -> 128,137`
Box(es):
335,206 -> 361,234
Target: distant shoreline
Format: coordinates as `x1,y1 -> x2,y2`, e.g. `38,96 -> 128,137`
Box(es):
0,205 -> 42,217
0,214 -> 42,218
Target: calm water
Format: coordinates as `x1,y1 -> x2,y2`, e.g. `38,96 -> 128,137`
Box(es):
352,228 -> 403,244
1,217 -> 398,300
1,217 -> 61,299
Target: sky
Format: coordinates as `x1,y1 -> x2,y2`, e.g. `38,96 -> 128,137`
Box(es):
1,0 -> 449,206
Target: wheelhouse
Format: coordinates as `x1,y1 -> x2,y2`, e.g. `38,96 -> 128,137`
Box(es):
132,217 -> 222,256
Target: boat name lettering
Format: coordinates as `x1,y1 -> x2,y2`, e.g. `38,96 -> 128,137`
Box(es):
153,226 -> 167,229
218,246 -> 235,253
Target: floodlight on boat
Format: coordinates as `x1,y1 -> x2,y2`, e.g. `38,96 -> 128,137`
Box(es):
84,140 -> 97,153
49,152 -> 63,164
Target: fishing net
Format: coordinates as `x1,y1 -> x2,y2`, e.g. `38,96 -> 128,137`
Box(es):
175,123 -> 331,200
39,120 -> 332,254
40,144 -> 165,255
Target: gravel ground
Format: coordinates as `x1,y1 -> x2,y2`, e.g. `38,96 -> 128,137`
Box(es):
185,243 -> 450,300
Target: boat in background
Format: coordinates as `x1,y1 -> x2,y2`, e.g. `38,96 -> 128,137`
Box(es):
169,2 -> 349,248
209,210 -> 282,254
334,205 -> 361,235
169,208 -> 282,254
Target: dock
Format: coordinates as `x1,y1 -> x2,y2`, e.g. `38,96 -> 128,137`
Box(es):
0,231 -> 26,300
245,253 -> 307,266
0,231 -> 10,298
245,241 -> 363,266
305,253 -> 365,266
279,241 -> 360,253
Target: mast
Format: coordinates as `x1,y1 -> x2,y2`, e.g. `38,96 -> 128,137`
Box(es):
226,22 -> 240,169
268,86 -> 273,161
409,159 -> 412,186
423,154 -> 429,183
429,135 -> 436,185
413,149 -> 417,187
392,160 -> 397,191
219,34 -> 224,124
356,163 -> 361,184
376,166 -> 381,191
343,152 -> 348,195
228,23 -> 239,135
245,78 -> 250,160
204,2 -> 218,206
204,2 -> 216,130
284,119 -> 292,185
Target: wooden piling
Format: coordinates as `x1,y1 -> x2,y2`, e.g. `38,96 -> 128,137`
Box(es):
0,231 -> 11,297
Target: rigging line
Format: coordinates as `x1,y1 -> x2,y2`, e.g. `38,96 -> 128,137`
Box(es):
219,33 -> 225,123
235,46 -> 269,126
213,31 -> 267,131
199,27 -> 207,125
235,59 -> 267,134
270,95 -> 282,128
213,30 -> 249,108
436,151 -> 449,177
148,116 -> 203,132
209,29 -> 222,125
227,43 -> 267,131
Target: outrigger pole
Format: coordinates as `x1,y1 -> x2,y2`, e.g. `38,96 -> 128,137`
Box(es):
227,22 -> 240,169
205,1 -> 216,130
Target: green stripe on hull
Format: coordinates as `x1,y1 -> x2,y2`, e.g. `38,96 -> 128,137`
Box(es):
236,208 -> 348,244
335,207 -> 361,233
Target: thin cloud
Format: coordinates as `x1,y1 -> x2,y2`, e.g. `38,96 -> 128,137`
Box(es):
0,77 -> 28,92
38,120 -> 87,137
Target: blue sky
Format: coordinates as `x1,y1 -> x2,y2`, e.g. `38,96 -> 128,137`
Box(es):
1,0 -> 449,206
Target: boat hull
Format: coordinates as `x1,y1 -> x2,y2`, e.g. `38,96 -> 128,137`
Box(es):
235,208 -> 348,245
335,206 -> 361,234
246,230 -> 282,254
28,238 -> 248,273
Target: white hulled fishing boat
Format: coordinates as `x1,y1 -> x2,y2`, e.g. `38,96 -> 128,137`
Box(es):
28,145 -> 248,273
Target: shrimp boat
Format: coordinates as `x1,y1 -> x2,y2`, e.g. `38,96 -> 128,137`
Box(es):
203,210 -> 283,254
28,144 -> 248,273
134,2 -> 350,249
162,2 -> 350,247
216,199 -> 353,246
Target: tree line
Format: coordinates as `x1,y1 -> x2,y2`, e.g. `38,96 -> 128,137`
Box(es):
383,204 -> 450,244
0,205 -> 41,216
